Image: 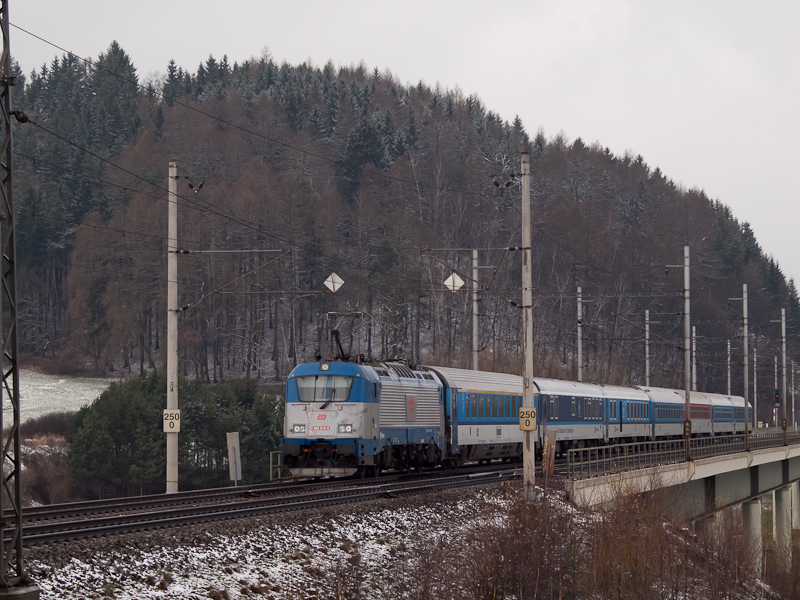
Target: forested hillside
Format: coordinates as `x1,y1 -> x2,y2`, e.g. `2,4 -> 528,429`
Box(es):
12,43 -> 800,422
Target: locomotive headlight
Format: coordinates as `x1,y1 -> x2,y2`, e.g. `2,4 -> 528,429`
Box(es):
337,424 -> 353,434
292,424 -> 306,434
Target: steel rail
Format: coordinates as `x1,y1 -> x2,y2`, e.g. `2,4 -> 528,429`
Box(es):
18,469 -> 518,546
15,463 -> 513,524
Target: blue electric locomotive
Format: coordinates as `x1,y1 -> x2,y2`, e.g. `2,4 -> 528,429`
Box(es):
282,360 -> 446,477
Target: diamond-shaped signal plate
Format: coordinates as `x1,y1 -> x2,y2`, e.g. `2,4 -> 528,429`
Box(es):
324,272 -> 344,293
443,273 -> 465,293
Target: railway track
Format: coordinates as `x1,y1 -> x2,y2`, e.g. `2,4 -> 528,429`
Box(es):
15,465 -> 522,546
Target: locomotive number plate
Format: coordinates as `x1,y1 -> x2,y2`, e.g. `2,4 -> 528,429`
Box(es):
518,407 -> 537,431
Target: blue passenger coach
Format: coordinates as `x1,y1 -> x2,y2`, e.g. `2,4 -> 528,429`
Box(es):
426,366 -> 528,465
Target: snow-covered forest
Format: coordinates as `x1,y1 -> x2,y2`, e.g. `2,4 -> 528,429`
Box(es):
12,43 -> 800,420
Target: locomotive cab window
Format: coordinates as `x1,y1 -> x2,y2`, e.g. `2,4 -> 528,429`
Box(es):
295,375 -> 354,403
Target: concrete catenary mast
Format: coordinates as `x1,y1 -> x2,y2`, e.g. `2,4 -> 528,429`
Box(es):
166,160 -> 179,492
521,151 -> 536,500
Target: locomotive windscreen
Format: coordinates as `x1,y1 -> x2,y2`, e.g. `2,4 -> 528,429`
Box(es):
295,375 -> 354,403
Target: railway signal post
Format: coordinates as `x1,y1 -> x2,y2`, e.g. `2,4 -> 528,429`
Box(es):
521,151 -> 536,500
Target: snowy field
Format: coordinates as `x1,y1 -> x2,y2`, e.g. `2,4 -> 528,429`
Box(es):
4,370 -> 112,424
27,487 -> 508,600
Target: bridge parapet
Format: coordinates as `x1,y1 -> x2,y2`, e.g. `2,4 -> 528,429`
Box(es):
567,430 -> 800,481
566,441 -> 800,518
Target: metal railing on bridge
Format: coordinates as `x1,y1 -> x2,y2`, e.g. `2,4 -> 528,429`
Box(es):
567,430 -> 800,480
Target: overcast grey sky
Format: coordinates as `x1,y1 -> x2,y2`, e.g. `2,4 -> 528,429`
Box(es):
11,0 -> 800,282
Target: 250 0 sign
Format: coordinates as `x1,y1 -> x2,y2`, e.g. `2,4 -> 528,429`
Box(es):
518,407 -> 537,431
163,409 -> 181,433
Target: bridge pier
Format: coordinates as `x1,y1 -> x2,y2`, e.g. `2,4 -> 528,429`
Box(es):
791,480 -> 800,530
774,487 -> 793,569
0,586 -> 40,599
742,498 -> 763,578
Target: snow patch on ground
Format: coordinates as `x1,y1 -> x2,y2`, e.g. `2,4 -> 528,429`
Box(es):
28,488 -> 508,599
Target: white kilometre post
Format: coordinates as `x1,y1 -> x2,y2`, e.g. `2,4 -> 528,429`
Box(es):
521,151 -> 536,500
472,249 -> 479,371
645,309 -> 650,388
577,286 -> 583,382
166,160 -> 179,493
727,340 -> 731,396
782,308 -> 787,441
683,246 -> 691,459
692,325 -> 697,392
754,348 -> 757,429
743,285 -> 749,443
775,355 -> 778,427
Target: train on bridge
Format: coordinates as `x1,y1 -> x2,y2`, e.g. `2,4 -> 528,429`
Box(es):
281,358 -> 750,478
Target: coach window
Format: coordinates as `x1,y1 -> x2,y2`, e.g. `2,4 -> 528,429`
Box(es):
471,393 -> 477,418
492,394 -> 498,418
